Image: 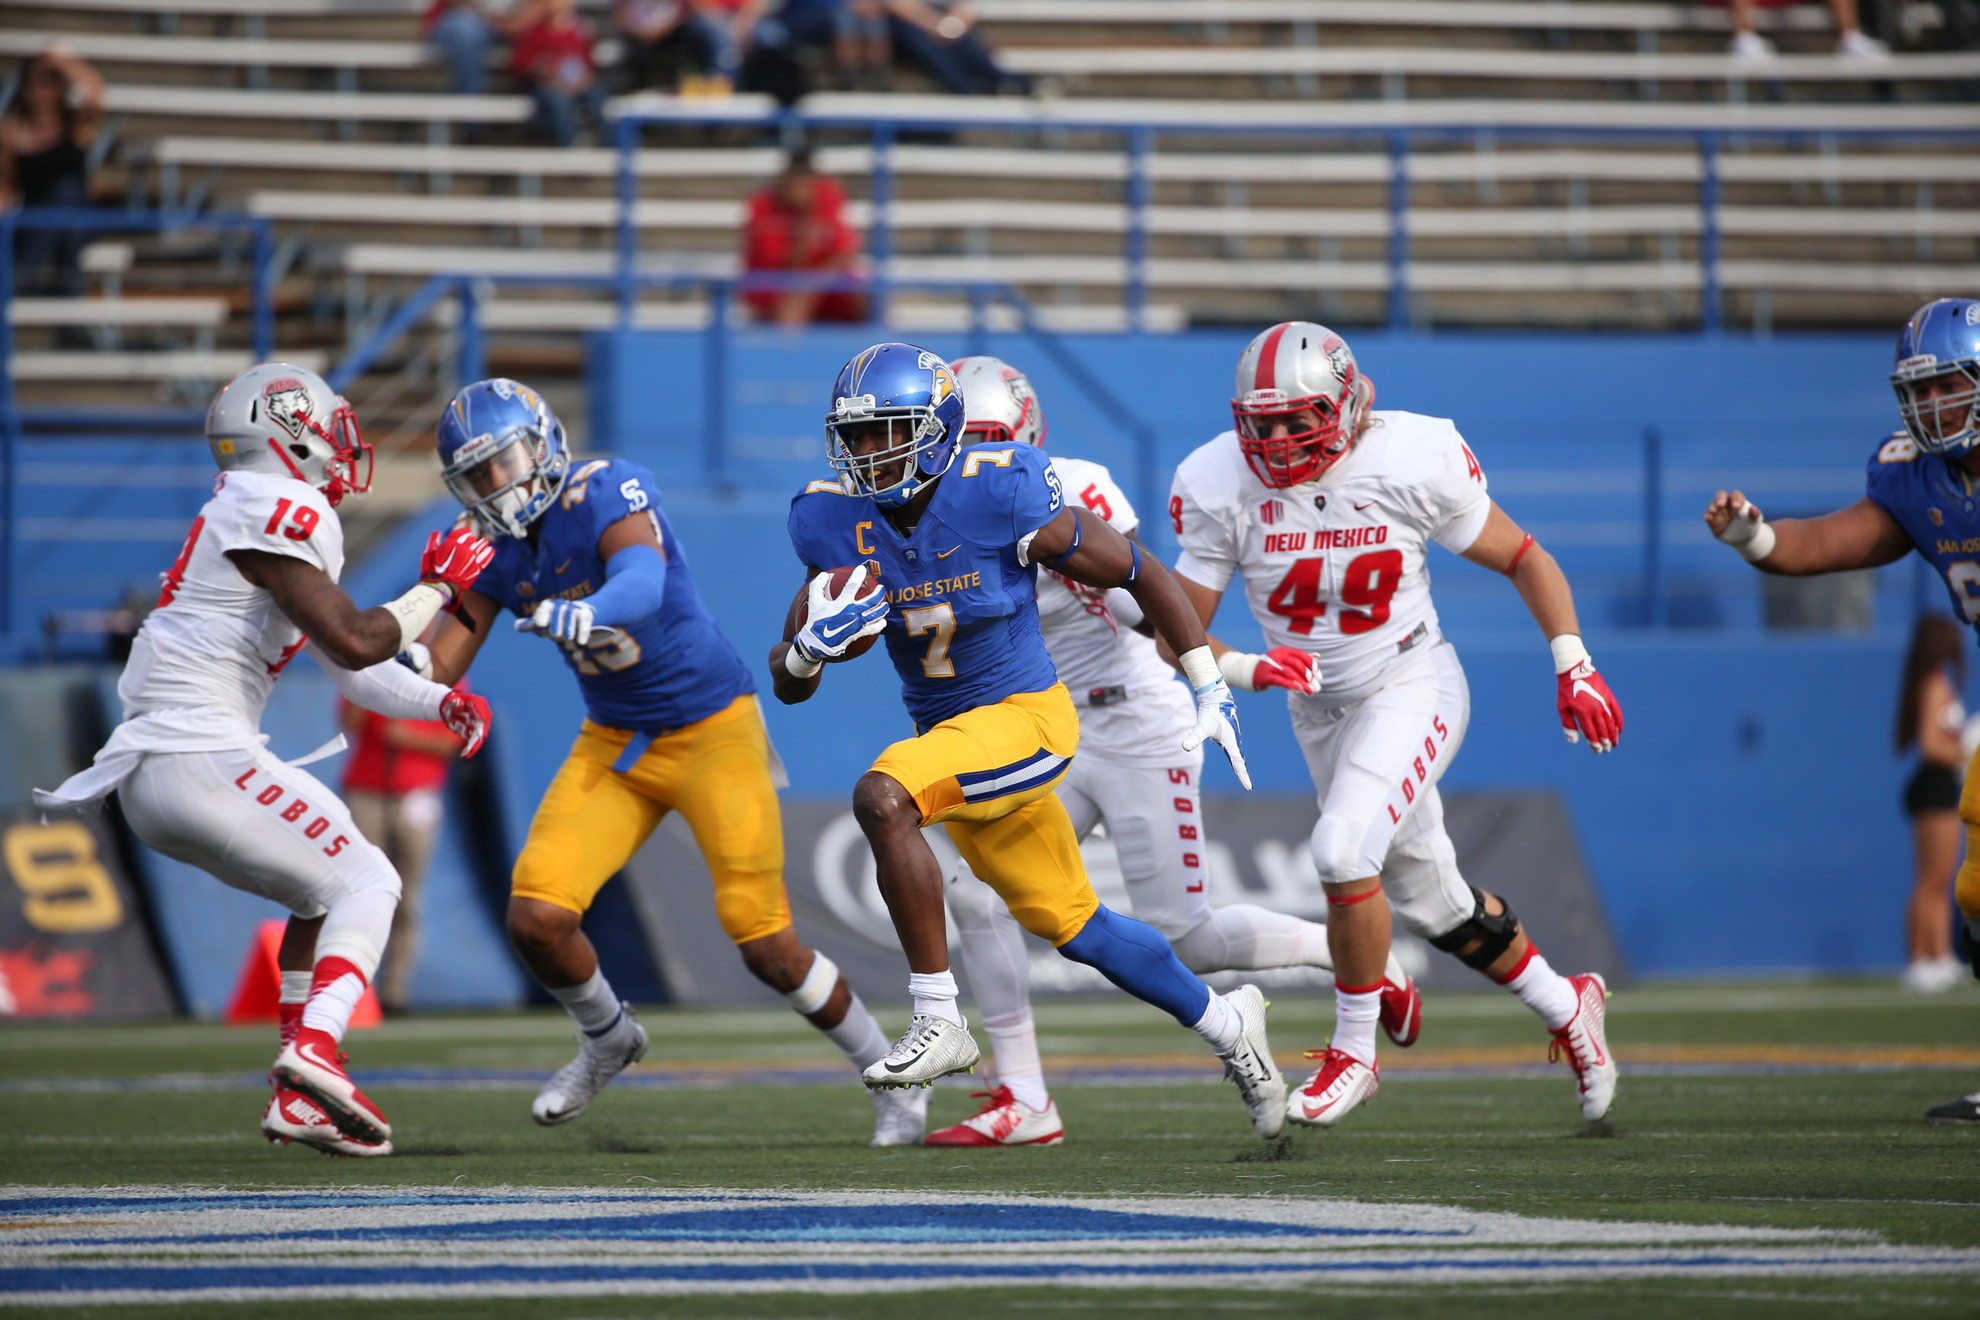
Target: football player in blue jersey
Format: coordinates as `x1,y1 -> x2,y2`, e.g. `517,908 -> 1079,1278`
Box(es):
1706,296 -> 1980,1125
775,342 -> 1289,1138
417,378 -> 926,1145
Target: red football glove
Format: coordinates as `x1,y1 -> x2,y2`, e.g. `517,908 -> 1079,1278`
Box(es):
440,689 -> 491,759
1556,656 -> 1623,754
1252,646 -> 1321,695
420,527 -> 495,607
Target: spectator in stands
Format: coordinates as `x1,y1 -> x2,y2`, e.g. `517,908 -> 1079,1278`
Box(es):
1723,0 -> 1889,60
1895,614 -> 1970,994
617,0 -> 766,95
884,0 -> 1028,96
424,1 -> 525,97
339,685 -> 470,1014
741,148 -> 867,326
836,0 -> 894,90
0,45 -> 106,297
513,0 -> 607,146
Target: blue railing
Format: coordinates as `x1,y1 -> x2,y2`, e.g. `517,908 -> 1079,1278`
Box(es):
0,209 -> 275,635
610,106 -> 1980,337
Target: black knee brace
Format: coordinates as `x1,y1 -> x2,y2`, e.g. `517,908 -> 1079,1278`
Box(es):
1428,885 -> 1521,971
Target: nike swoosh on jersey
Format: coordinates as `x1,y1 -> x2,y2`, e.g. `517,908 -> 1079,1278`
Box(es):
1353,501 -> 1375,511
935,545 -> 962,559
555,559 -> 573,573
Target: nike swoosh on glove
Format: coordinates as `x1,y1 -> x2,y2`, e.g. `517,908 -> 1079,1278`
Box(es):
793,564 -> 890,663
1252,646 -> 1321,695
1556,660 -> 1623,754
440,689 -> 491,758
420,527 -> 495,607
1183,679 -> 1253,790
517,597 -> 596,646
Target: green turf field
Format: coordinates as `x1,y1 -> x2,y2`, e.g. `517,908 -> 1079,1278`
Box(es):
3,980 -> 1978,1317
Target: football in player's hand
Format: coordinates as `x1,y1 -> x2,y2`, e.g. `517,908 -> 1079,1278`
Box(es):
790,559 -> 885,661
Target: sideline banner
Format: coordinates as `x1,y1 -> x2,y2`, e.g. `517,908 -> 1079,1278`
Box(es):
621,791 -> 1624,1006
0,810 -> 177,1019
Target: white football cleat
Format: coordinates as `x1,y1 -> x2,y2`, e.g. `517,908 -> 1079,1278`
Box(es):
869,1085 -> 932,1147
1286,1047 -> 1380,1128
263,1088 -> 392,1157
862,1013 -> 980,1089
271,1027 -> 392,1145
1549,973 -> 1616,1121
532,1006 -> 650,1127
1219,984 -> 1287,1139
924,1086 -> 1064,1147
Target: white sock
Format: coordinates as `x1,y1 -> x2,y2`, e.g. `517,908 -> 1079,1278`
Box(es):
1190,992 -> 1241,1055
278,971 -> 312,1005
548,969 -> 626,1039
908,970 -> 964,1026
824,992 -> 890,1072
299,966 -> 367,1042
983,1008 -> 1048,1111
1501,949 -> 1578,1031
1184,904 -> 1335,972
1332,983 -> 1381,1066
315,889 -> 395,982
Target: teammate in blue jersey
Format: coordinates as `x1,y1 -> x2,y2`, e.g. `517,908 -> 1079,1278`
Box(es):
417,378 -> 925,1146
774,342 -> 1288,1138
1705,297 -> 1980,1126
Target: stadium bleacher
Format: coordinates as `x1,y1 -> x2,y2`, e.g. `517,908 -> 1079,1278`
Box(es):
2,0 -> 1974,416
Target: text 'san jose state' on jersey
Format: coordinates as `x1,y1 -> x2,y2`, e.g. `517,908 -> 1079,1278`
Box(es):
787,442 -> 1063,729
1167,415 -> 1490,701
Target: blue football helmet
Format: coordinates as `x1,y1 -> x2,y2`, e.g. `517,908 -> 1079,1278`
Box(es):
825,342 -> 966,508
436,378 -> 570,539
1892,298 -> 1980,457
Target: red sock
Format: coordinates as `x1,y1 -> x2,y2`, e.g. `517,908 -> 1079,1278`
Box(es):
299,956 -> 368,1043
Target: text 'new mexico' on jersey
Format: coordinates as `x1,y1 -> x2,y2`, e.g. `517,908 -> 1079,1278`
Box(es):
472,457 -> 754,731
1865,431 -> 1980,625
788,441 -> 1064,730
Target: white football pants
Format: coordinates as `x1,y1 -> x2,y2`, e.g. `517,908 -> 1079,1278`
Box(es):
949,750 -> 1334,1025
1290,640 -> 1475,942
119,744 -> 402,980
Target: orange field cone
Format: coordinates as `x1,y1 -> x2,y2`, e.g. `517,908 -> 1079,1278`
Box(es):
223,918 -> 382,1028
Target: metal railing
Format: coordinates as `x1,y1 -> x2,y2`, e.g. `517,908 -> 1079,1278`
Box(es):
610,105 -> 1980,336
330,267 -> 1160,501
0,208 -> 275,635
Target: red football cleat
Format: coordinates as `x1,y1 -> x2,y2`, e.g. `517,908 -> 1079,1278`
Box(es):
1380,971 -> 1422,1048
272,1026 -> 392,1144
1286,1047 -> 1380,1129
262,1088 -> 393,1157
924,1087 -> 1064,1147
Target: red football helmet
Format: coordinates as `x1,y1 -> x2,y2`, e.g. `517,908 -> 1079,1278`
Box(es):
1231,321 -> 1371,489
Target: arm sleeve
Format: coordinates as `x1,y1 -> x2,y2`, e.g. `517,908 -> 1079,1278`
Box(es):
1426,427 -> 1493,554
308,641 -> 447,722
1170,471 -> 1239,591
585,543 -> 669,627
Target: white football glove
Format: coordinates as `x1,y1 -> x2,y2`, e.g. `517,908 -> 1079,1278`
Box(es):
793,565 -> 889,665
517,598 -> 596,646
1178,646 -> 1253,790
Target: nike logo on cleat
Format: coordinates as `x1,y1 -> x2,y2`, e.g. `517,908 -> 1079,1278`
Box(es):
884,1057 -> 923,1073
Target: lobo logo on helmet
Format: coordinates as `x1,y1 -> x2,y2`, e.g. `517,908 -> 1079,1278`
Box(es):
261,379 -> 314,440
1321,335 -> 1355,386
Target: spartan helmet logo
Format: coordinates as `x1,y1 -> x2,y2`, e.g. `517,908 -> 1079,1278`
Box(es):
261,379 -> 314,440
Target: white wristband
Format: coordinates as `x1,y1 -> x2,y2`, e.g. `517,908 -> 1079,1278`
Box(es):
1178,645 -> 1221,693
382,582 -> 449,652
783,644 -> 823,680
1734,521 -> 1777,563
1548,634 -> 1592,675
1216,650 -> 1261,692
